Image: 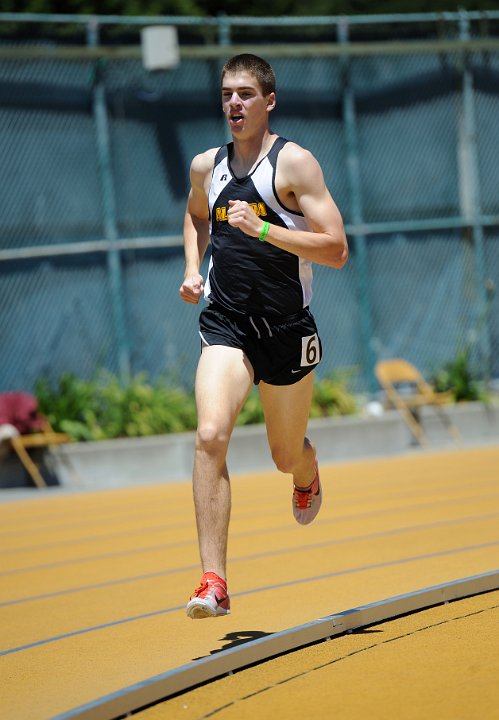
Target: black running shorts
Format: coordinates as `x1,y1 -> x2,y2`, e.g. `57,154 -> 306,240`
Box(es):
198,303 -> 322,386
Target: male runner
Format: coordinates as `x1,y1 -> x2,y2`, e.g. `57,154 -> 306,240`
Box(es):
179,54 -> 348,619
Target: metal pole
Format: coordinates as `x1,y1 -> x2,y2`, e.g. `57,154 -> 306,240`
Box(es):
217,13 -> 232,47
89,21 -> 131,380
458,11 -> 491,383
338,19 -> 377,395
216,14 -> 233,145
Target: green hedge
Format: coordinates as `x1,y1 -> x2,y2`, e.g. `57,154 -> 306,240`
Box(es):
36,370 -> 357,441
432,350 -> 487,402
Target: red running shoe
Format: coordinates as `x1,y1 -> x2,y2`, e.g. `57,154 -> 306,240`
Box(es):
186,572 -> 231,619
293,458 -> 322,525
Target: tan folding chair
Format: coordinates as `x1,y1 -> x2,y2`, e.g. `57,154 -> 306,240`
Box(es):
374,358 -> 462,447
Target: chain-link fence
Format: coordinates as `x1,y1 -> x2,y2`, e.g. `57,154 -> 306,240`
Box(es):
1,12 -> 498,397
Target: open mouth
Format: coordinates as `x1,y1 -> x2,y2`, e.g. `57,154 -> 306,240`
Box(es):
230,114 -> 244,124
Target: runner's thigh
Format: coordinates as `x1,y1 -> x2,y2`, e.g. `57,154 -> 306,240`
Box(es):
195,345 -> 254,431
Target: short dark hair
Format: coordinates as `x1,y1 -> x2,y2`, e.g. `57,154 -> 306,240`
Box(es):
221,54 -> 276,96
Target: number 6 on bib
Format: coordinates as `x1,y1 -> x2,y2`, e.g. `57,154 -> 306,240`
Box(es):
301,333 -> 321,367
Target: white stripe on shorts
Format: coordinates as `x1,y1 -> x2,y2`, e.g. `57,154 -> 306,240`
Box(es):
199,331 -> 210,347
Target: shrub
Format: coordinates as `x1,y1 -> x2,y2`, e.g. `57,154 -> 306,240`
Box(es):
36,369 -> 357,440
310,371 -> 357,418
432,350 -> 486,402
36,371 -> 197,441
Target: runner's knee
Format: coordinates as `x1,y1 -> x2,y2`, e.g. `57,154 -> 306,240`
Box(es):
196,423 -> 230,456
270,445 -> 301,475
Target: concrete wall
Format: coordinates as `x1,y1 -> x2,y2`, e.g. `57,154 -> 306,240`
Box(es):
48,402 -> 499,490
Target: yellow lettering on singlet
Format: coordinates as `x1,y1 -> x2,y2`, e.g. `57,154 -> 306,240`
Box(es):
215,202 -> 267,222
249,202 -> 268,217
215,206 -> 228,221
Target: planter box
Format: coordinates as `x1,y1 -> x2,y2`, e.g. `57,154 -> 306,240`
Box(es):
47,401 -> 499,490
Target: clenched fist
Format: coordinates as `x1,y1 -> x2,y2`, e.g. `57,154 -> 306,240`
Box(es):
179,273 -> 204,304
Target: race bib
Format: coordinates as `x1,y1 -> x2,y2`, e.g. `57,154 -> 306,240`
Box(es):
301,333 -> 321,367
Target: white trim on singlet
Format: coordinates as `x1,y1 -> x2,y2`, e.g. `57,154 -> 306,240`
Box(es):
205,151 -> 232,303
208,153 -> 232,237
251,155 -> 313,309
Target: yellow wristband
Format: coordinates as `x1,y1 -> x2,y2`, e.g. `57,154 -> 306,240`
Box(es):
259,221 -> 270,242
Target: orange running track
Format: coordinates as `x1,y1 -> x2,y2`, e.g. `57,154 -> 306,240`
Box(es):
0,445 -> 498,719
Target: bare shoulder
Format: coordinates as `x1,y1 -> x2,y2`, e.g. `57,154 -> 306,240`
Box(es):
186,148 -> 217,202
280,141 -> 315,163
279,141 -> 324,185
191,147 -> 218,176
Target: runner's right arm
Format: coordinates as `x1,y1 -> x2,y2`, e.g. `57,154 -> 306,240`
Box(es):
179,151 -> 215,304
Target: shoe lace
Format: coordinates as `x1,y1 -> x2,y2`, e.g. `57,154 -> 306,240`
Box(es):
294,486 -> 313,509
193,580 -> 209,597
192,575 -> 227,600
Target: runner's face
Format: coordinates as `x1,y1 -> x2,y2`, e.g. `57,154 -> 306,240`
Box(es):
221,71 -> 274,136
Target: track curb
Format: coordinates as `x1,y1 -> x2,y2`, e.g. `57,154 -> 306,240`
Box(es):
53,569 -> 499,720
